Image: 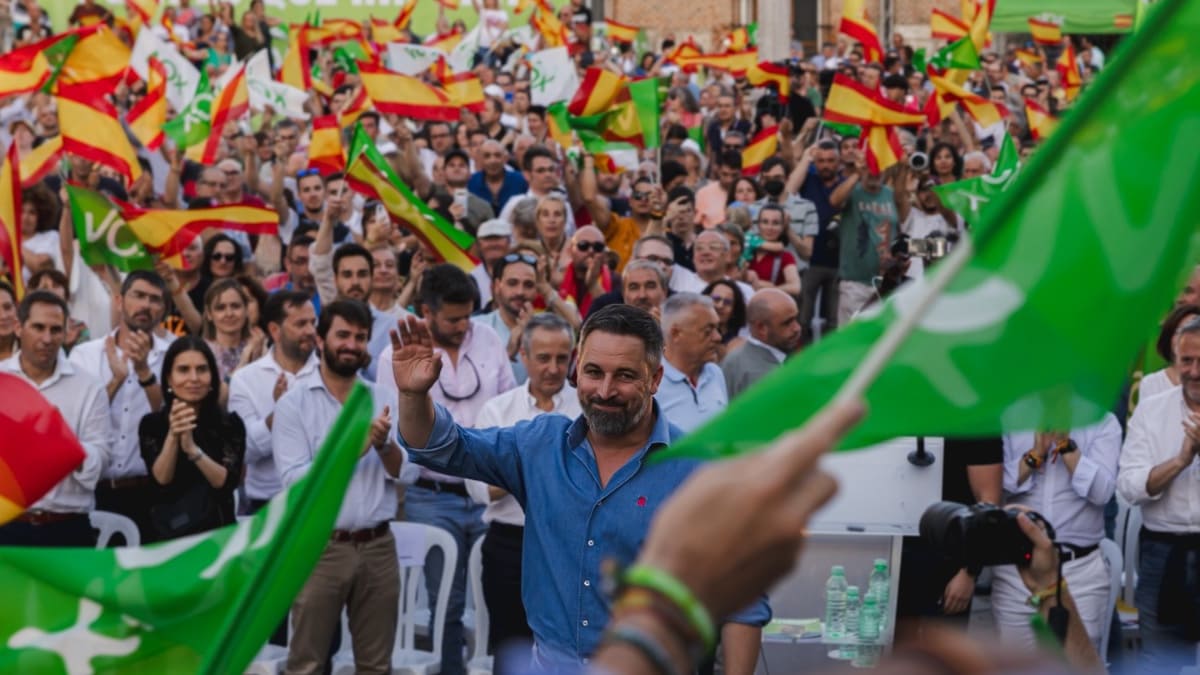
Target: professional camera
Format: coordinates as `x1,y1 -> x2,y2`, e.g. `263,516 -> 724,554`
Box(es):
890,232 -> 953,261
919,502 -> 1055,569
908,151 -> 929,172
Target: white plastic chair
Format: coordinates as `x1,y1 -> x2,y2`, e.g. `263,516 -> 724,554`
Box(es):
466,536 -> 492,675
1121,503 -> 1142,607
89,511 -> 139,548
393,522 -> 458,675
1098,538 -> 1123,659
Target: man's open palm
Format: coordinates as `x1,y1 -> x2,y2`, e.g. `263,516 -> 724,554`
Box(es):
390,317 -> 443,395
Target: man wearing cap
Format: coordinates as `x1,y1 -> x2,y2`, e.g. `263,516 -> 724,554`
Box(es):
470,219 -> 514,310
442,148 -> 495,236
468,140 -> 528,215
896,173 -> 961,280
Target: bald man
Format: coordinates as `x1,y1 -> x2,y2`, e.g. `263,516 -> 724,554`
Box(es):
560,225 -> 614,316
721,288 -> 802,398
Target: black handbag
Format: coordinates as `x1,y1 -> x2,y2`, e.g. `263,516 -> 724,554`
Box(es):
150,478 -> 217,539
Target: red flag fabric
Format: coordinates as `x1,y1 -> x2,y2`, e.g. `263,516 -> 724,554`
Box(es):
0,373 -> 87,524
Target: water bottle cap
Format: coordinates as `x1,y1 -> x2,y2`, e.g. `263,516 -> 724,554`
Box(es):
863,594 -> 877,605
832,565 -> 845,575
874,559 -> 887,568
847,586 -> 860,597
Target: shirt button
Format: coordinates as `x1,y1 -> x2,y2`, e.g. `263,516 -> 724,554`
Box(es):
587,539 -> 594,547
583,580 -> 591,587
581,620 -> 588,627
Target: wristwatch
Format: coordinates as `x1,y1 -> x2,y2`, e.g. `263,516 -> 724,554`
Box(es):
1023,450 -> 1043,469
1055,439 -> 1078,455
138,373 -> 157,387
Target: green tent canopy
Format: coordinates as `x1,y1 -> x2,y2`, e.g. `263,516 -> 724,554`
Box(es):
990,0 -> 1140,34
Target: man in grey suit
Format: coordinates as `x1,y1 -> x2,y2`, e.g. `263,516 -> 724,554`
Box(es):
721,288 -> 802,398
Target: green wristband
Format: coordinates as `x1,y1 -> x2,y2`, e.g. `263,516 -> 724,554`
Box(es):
623,564 -> 716,652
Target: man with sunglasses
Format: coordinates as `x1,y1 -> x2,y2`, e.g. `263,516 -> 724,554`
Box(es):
560,226 -> 614,317
374,264 -> 516,675
583,171 -> 668,273
474,251 -> 581,385
587,235 -> 679,316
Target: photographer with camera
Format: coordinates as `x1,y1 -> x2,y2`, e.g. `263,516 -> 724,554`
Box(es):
991,417 -> 1123,651
1118,317 -> 1200,673
894,168 -> 962,280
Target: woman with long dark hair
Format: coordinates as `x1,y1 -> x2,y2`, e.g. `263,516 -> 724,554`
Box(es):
139,337 -> 245,542
703,278 -> 747,360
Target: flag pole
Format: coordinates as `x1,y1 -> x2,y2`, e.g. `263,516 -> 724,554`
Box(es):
832,235 -> 974,405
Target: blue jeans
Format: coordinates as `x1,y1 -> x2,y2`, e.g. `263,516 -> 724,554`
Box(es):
1135,536 -> 1200,674
405,486 -> 487,675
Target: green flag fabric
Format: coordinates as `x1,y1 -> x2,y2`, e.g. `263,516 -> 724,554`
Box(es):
627,76 -> 666,149
162,71 -> 212,151
927,36 -> 981,72
66,185 -> 156,272
0,384 -> 375,674
658,0 -> 1200,460
932,133 -> 1020,230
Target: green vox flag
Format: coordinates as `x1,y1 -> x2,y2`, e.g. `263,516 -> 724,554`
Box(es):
627,76 -> 667,149
932,133 -> 1020,231
658,0 -> 1200,460
921,35 -> 981,73
38,33 -> 81,94
824,121 -> 860,138
162,70 -> 212,150
0,384 -> 375,674
66,185 -> 155,272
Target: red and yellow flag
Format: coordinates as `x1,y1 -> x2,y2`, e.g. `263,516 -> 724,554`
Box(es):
19,137 -> 63,188
931,8 -> 969,41
395,0 -> 418,29
673,49 -> 758,77
128,57 -> 168,151
726,27 -> 751,51
530,9 -> 568,48
605,19 -> 639,44
568,67 -> 628,117
840,0 -> 884,63
746,61 -> 789,102
200,65 -> 250,164
741,126 -> 778,176
1023,98 -> 1057,141
968,0 -> 995,53
57,82 -> 142,183
1014,48 -> 1043,68
371,18 -> 405,44
436,0 -> 460,10
338,85 -> 374,128
308,115 -> 346,174
0,39 -> 54,97
0,373 -> 90,524
823,73 -> 926,127
305,18 -> 364,46
1056,41 -> 1082,101
861,125 -> 904,174
434,61 -> 486,113
1028,18 -> 1062,46
120,201 -> 278,261
425,26 -> 464,53
928,73 -> 1008,127
280,29 -> 314,92
0,145 -> 23,298
56,25 -> 131,91
358,62 -> 459,121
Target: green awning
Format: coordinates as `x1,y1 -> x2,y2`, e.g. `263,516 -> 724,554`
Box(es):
991,0 -> 1138,34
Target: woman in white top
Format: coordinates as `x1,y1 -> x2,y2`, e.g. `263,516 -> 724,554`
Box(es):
1141,303 -> 1200,400
19,183 -> 62,280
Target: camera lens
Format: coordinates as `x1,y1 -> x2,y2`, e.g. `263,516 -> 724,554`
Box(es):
919,501 -> 968,556
909,151 -> 929,172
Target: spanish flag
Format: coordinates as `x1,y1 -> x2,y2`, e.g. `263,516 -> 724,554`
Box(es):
664,38 -> 702,69
56,25 -> 131,91
568,67 -> 627,117
345,125 -> 477,271
19,136 -> 63,188
0,38 -> 56,97
119,200 -> 278,261
128,57 -> 167,151
530,9 -> 568,48
57,82 -> 142,183
1023,98 -> 1057,141
0,145 -> 24,298
425,26 -> 464,53
861,125 -> 904,175
741,126 -> 778,176
931,8 -> 969,41
436,0 -> 460,10
1028,18 -> 1062,46
968,0 -> 995,53
126,0 -> 157,24
358,62 -> 459,121
673,49 -> 758,77
338,85 -> 373,128
371,18 -> 405,44
823,73 -> 926,127
746,61 -> 789,102
280,28 -> 314,92
305,18 -> 364,46
605,19 -> 639,44
1014,48 -> 1043,68
395,0 -> 418,29
1056,42 -> 1082,101
928,73 -> 1008,127
840,0 -> 884,63
726,26 -> 751,51
307,114 -> 346,174
435,62 -> 486,113
200,64 -> 250,164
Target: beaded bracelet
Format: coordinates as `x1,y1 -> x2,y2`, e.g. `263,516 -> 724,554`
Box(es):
623,564 -> 716,653
602,625 -> 683,675
610,587 -> 706,664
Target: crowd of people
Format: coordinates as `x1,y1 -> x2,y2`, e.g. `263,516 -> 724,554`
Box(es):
0,0 -> 1196,673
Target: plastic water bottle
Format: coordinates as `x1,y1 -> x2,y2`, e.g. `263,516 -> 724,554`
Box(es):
868,559 -> 890,633
852,595 -> 881,668
824,565 -> 848,656
837,586 -> 861,660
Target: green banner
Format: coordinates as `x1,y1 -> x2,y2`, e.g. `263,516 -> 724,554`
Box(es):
67,185 -> 156,272
990,0 -> 1138,34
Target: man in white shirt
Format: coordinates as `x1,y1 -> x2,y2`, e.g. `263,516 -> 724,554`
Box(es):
375,263 -> 515,675
0,292 -> 108,547
721,289 -> 801,398
497,146 -> 576,233
672,230 -> 754,303
992,415 -> 1122,652
467,313 -> 581,655
654,293 -> 728,432
273,300 -> 405,675
228,291 -> 319,514
1118,318 -> 1200,673
68,270 -> 171,543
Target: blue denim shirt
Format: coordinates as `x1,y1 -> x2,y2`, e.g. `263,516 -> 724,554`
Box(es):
401,402 -> 770,668
468,169 -> 529,215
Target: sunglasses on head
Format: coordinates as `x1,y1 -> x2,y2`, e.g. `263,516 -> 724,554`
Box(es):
296,167 -> 321,178
576,241 -> 605,253
501,252 -> 539,268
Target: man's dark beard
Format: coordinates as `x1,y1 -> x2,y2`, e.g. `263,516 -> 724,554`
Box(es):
280,336 -> 313,363
582,396 -> 647,436
323,346 -> 367,377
